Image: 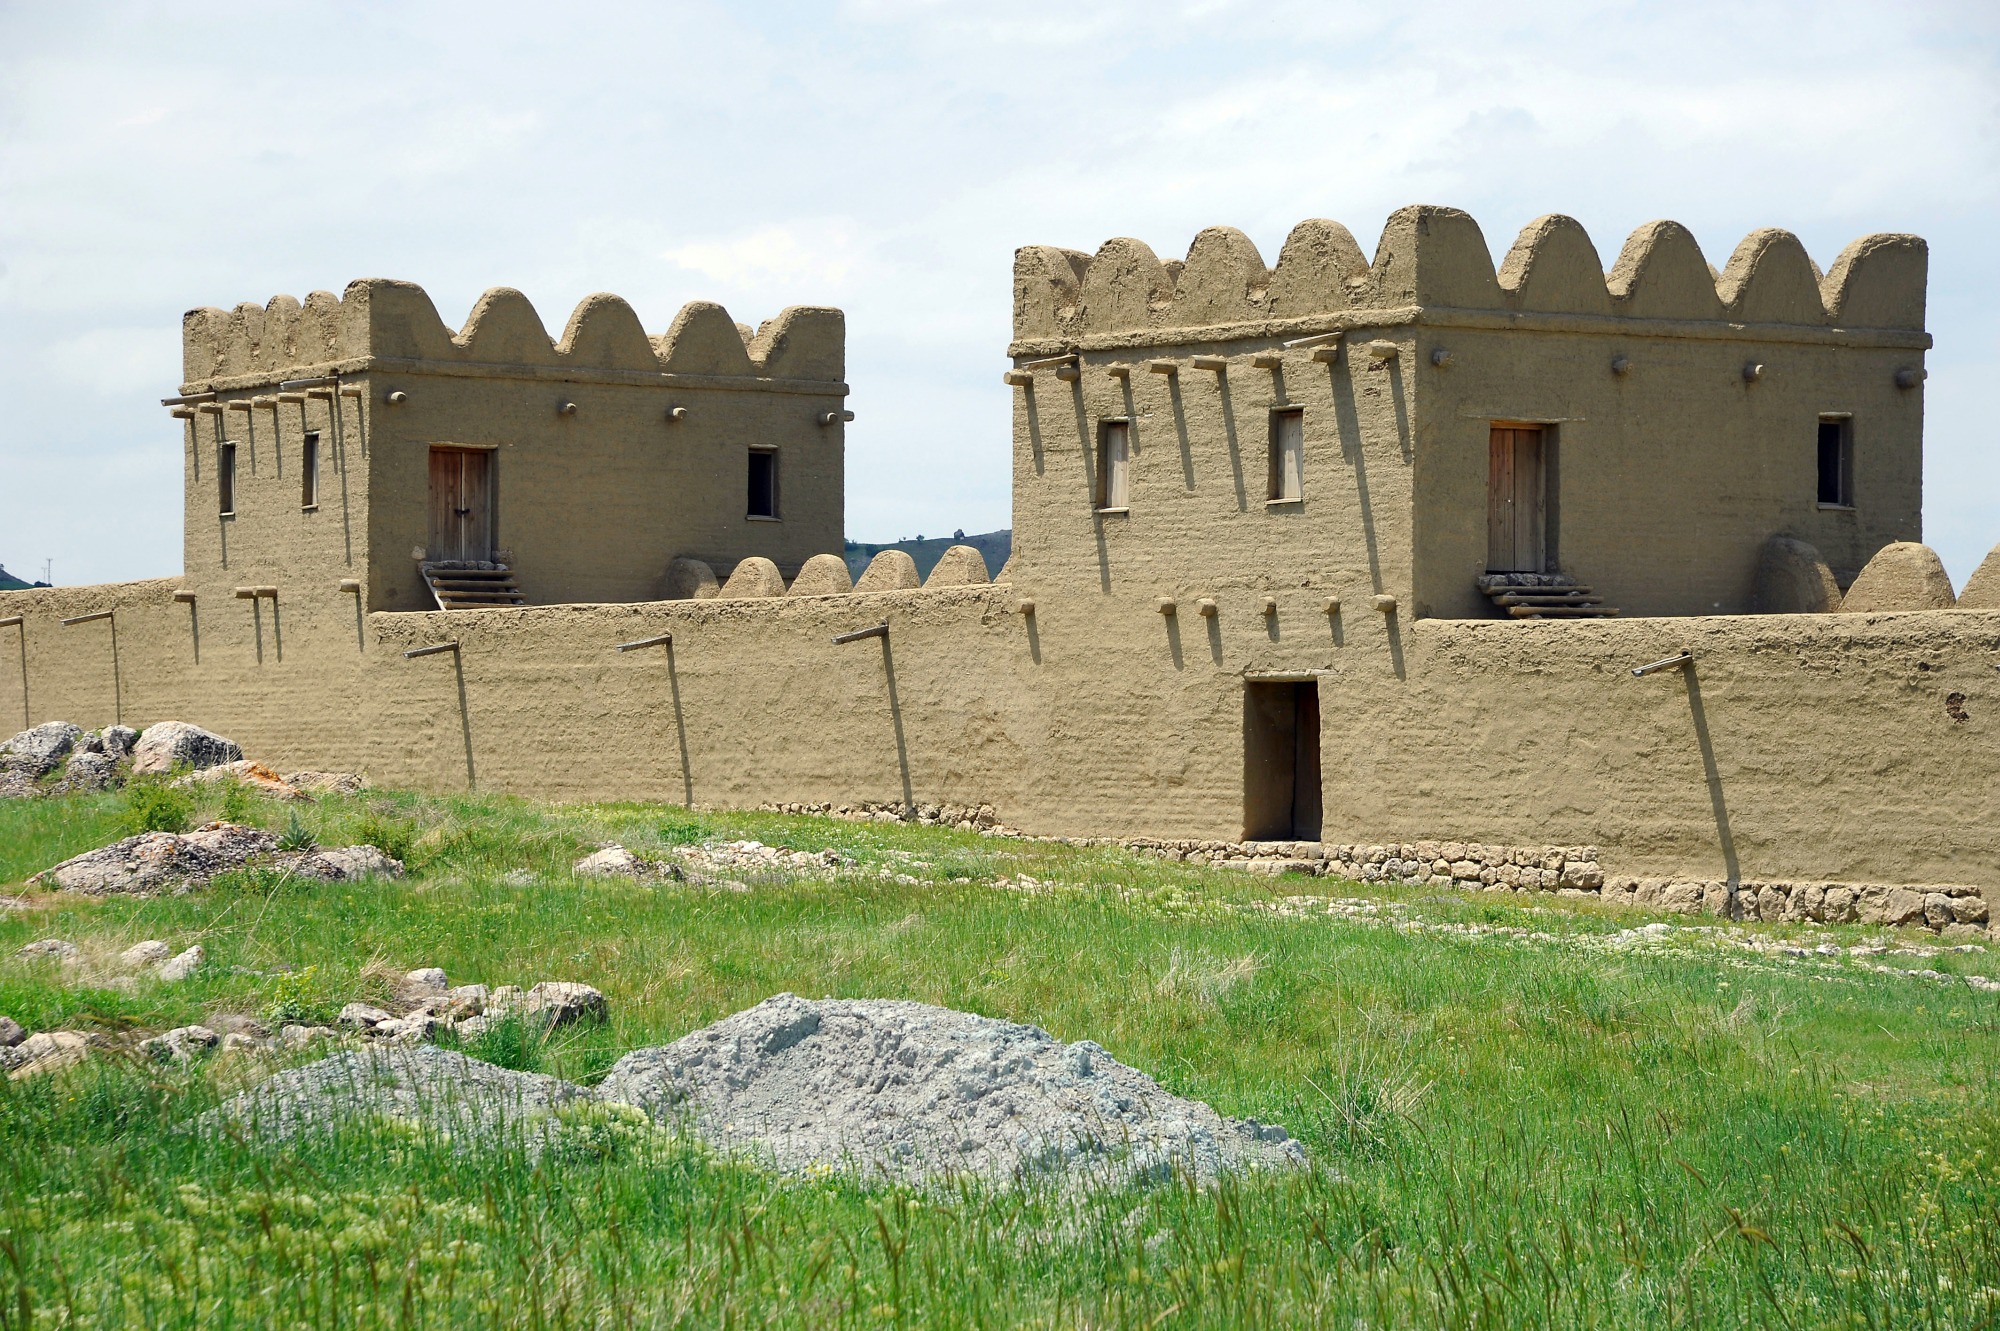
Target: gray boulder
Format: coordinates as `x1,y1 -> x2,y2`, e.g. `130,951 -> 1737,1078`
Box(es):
596,993 -> 1305,1188
54,751 -> 124,794
17,939 -> 79,963
0,722 -> 82,778
30,824 -> 397,895
31,823 -> 279,895
130,721 -> 242,776
0,1016 -> 23,1047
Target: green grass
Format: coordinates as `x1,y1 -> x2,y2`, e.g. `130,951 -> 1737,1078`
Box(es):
1,784 -> 1996,1326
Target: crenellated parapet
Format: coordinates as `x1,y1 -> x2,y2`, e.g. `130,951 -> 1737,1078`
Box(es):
182,280 -> 844,389
1012,206 -> 1926,351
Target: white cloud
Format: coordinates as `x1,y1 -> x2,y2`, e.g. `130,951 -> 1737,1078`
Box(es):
661,223 -> 868,297
0,0 -> 1995,581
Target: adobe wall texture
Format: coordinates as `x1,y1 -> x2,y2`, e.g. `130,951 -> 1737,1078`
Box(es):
4,574 -> 1997,899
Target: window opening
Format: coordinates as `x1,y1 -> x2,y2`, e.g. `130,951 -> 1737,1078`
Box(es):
1269,409 -> 1304,502
1817,417 -> 1852,507
1097,421 -> 1130,511
218,442 -> 237,515
747,448 -> 779,519
301,432 -> 319,509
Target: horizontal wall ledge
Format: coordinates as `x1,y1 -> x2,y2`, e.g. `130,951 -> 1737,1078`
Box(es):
1007,306 -> 1931,358
182,356 -> 850,399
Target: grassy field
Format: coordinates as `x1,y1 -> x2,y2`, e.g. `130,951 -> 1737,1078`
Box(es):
1,784 -> 1996,1328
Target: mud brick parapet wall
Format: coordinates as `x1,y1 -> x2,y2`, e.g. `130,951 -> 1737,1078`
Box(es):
5,205 -> 1998,930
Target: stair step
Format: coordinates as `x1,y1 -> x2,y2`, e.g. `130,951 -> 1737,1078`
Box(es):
1494,593 -> 1604,606
1507,605 -> 1619,618
422,559 -> 527,610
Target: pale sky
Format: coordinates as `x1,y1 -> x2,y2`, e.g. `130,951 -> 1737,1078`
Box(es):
3,0 -> 1996,586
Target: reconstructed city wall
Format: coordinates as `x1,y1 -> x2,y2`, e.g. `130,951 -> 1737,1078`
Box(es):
5,571 -> 1997,902
6,206 -> 1987,916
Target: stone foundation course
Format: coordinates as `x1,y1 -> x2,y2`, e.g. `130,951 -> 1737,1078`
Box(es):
1124,837 -> 1992,939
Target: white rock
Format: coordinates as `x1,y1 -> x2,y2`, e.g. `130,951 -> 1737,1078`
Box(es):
337,1002 -> 394,1030
574,846 -> 645,877
444,984 -> 488,1017
120,940 -> 172,970
158,946 -> 205,981
129,721 -> 242,776
142,1025 -> 220,1062
17,939 -> 79,963
278,1024 -> 337,1050
405,967 -> 449,992
523,981 -> 607,1027
8,1030 -> 88,1078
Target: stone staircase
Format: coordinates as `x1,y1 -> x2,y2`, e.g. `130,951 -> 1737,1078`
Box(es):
1478,573 -> 1617,619
420,561 -> 525,610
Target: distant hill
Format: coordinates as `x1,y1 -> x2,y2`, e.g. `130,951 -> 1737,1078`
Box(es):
0,564 -> 48,591
844,530 -> 1011,583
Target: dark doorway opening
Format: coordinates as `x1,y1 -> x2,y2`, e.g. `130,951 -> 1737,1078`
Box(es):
1244,680 -> 1322,841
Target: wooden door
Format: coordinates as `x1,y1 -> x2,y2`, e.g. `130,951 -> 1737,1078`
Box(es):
1487,426 -> 1545,572
429,448 -> 494,562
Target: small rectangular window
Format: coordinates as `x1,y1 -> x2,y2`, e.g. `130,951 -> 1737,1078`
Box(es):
218,442 -> 237,515
1097,422 -> 1130,511
301,432 -> 320,509
1817,417 -> 1852,507
1269,409 -> 1304,502
747,448 -> 779,519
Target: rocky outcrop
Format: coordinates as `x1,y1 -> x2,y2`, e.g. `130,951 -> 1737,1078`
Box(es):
1,722 -> 143,796
0,722 -> 81,779
130,721 -> 243,776
31,822 -> 403,895
178,760 -> 309,801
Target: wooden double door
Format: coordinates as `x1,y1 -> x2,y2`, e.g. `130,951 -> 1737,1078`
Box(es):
1487,425 -> 1547,573
428,447 -> 494,563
